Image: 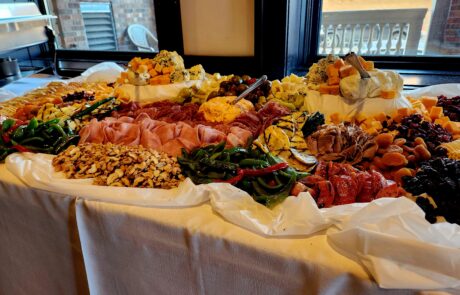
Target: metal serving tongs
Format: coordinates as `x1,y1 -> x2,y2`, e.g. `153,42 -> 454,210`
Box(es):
344,52 -> 370,79
232,75 -> 267,104
344,52 -> 371,118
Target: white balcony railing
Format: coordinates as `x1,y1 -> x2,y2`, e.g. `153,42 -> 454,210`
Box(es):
319,9 -> 427,56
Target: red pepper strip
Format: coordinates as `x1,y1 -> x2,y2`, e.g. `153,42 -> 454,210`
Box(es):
214,169 -> 244,185
242,162 -> 289,177
12,145 -> 31,153
2,134 -> 10,143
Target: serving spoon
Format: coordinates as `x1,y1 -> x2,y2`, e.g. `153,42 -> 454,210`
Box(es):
232,75 -> 267,105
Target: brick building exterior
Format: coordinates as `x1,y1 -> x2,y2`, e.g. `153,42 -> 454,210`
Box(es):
427,0 -> 460,55
443,0 -> 460,53
47,0 -> 157,51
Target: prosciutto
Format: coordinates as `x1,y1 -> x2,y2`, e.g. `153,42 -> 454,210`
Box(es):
111,100 -> 291,138
79,113 -> 252,156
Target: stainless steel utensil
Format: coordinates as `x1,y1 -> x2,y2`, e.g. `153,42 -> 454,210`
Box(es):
232,75 -> 267,104
344,52 -> 370,79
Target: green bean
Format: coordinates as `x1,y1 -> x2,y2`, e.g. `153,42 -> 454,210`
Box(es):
71,97 -> 115,119
50,124 -> 67,138
256,177 -> 284,191
20,137 -> 45,145
239,159 -> 269,167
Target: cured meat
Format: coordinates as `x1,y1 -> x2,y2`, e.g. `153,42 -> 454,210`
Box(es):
112,100 -> 291,139
79,113 -> 252,156
305,161 -> 403,208
330,175 -> 359,205
307,122 -> 377,165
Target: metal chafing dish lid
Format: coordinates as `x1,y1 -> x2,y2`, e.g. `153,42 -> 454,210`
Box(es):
0,3 -> 56,52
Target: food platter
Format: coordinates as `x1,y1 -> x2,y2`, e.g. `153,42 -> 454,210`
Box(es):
0,50 -> 459,289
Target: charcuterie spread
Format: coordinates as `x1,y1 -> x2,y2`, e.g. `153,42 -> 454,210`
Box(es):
1,50 -> 460,288
1,50 -> 459,221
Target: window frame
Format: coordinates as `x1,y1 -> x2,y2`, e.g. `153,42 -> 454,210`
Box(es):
297,0 -> 460,87
54,0 -> 291,80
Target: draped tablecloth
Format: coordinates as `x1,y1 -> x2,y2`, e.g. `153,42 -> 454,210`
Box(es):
0,164 -> 455,295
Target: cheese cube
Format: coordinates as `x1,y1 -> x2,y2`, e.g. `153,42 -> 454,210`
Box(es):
421,96 -> 438,110
363,61 -> 374,71
443,121 -> 459,134
354,113 -> 367,124
334,58 -> 345,69
397,108 -> 411,117
381,89 -> 396,99
371,120 -> 383,130
327,76 -> 340,86
326,64 -> 339,78
429,106 -> 443,120
319,83 -> 340,95
330,112 -> 341,124
374,112 -> 387,122
339,65 -> 358,78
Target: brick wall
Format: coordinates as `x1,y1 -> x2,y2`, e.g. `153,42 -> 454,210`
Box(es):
443,0 -> 460,53
47,0 -> 157,51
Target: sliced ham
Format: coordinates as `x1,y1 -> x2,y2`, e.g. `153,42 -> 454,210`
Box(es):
79,115 -> 251,157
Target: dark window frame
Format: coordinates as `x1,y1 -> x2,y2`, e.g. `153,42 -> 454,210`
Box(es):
294,0 -> 460,87
55,0 -> 291,80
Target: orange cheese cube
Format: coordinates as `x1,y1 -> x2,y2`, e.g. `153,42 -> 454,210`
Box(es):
162,66 -> 175,74
429,106 -> 443,120
358,56 -> 375,71
319,83 -> 340,95
339,65 -> 358,78
397,108 -> 411,117
381,89 -> 397,99
420,96 -> 438,110
443,121 -> 459,134
366,127 -> 378,135
330,112 -> 341,124
158,75 -> 171,84
154,63 -> 163,73
374,112 -> 387,122
326,64 -> 339,78
334,58 -> 345,69
354,113 -> 367,124
434,118 -> 444,125
363,61 -> 374,71
327,76 -> 340,86
371,120 -> 383,130
148,69 -> 158,77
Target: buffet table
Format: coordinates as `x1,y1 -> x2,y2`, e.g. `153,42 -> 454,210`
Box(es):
0,164 -> 438,295
1,57 -> 460,294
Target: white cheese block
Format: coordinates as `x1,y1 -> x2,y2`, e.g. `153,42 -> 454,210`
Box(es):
302,90 -> 412,119
115,80 -> 201,104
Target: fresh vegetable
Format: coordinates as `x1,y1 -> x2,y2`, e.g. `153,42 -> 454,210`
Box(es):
71,97 -> 116,119
0,117 -> 79,160
178,142 -> 308,208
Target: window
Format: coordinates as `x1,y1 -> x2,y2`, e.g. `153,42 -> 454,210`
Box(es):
318,0 -> 460,57
46,0 -> 158,52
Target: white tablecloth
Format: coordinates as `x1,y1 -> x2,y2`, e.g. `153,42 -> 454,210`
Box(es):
0,164 -> 456,295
